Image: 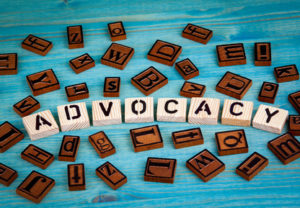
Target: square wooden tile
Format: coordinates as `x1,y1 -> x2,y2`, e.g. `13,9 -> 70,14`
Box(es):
188,97 -> 220,125
92,99 -> 122,126
172,128 -> 204,149
125,97 -> 154,123
180,81 -> 206,98
65,82 -> 89,102
69,53 -> 95,74
0,163 -> 18,186
0,121 -> 24,153
67,25 -> 84,49
175,58 -> 199,80
252,104 -> 288,134
22,110 -> 59,141
288,115 -> 300,136
107,21 -> 126,41
288,90 -> 300,114
258,82 -> 279,104
22,34 -> 53,56
130,125 -> 163,152
0,53 -> 17,75
13,95 -> 40,117
157,98 -> 187,122
57,102 -> 90,132
221,99 -> 253,126
254,42 -> 271,66
216,43 -> 246,67
274,64 -> 299,83
182,23 -> 213,44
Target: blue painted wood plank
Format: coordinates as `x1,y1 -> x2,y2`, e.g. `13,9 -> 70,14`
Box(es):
0,0 -> 299,207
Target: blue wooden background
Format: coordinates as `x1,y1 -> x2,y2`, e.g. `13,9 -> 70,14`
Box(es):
0,0 -> 300,207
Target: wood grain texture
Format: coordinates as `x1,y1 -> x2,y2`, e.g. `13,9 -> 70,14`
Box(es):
0,0 -> 300,207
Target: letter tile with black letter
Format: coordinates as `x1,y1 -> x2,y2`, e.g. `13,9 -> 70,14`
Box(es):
216,43 -> 246,67
125,97 -> 154,123
157,98 -> 187,122
92,99 -> 122,126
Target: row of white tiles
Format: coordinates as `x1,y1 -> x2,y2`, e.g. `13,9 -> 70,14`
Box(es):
22,97 -> 289,141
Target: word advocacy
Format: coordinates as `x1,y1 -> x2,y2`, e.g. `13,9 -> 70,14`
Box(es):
0,21 -> 300,205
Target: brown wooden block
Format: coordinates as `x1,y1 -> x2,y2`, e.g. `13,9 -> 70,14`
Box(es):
131,66 -> 168,96
268,133 -> 300,165
89,131 -> 116,158
104,77 -> 120,97
67,25 -> 84,49
101,43 -> 134,70
68,163 -> 85,191
69,53 -> 95,74
216,71 -> 252,100
0,53 -> 17,75
65,83 -> 89,102
288,90 -> 300,114
130,125 -> 164,152
16,171 -> 55,203
258,82 -> 279,104
96,161 -> 127,190
236,152 -> 268,181
26,69 -> 60,96
182,23 -> 213,44
175,58 -> 199,80
254,42 -> 271,66
144,157 -> 177,183
21,144 -> 54,169
274,64 -> 299,83
58,135 -> 80,162
288,115 -> 300,136
215,129 -> 248,156
0,163 -> 18,186
0,122 -> 24,153
172,128 -> 204,149
22,34 -> 53,56
180,81 -> 206,98
13,96 -> 40,117
147,40 -> 182,66
108,21 -> 126,41
186,149 -> 225,182
216,43 -> 246,67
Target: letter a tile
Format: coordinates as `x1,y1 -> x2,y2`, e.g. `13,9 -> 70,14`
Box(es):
22,110 -> 59,141
188,97 -> 220,125
57,102 -> 90,132
125,97 -> 154,123
252,104 -> 288,134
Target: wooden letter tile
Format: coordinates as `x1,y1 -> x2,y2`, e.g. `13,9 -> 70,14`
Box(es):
101,43 -> 134,70
13,96 -> 40,117
216,43 -> 246,67
147,40 -> 182,66
130,125 -> 163,152
182,23 -> 213,44
258,82 -> 279,104
188,97 -> 220,125
96,161 -> 127,190
288,115 -> 300,136
22,110 -> 59,141
92,99 -> 122,126
268,133 -> 300,164
288,91 -> 300,114
180,81 -> 206,98
65,83 -> 89,102
68,163 -> 85,191
172,128 -> 204,149
89,131 -> 116,158
0,122 -> 24,153
26,69 -> 60,96
67,25 -> 84,49
131,66 -> 168,96
16,171 -> 55,203
215,129 -> 248,156
221,99 -> 253,126
157,98 -> 187,122
175,58 -> 199,80
236,152 -> 268,181
108,21 -> 126,41
216,71 -> 252,99
58,135 -> 80,162
254,42 -> 271,66
252,104 -> 288,134
104,77 -> 120,97
21,144 -> 54,169
22,34 -> 53,56
69,53 -> 95,74
57,102 -> 90,132
144,157 -> 177,183
0,53 -> 17,75
125,97 -> 154,123
186,149 -> 225,182
0,163 -> 18,186
274,64 -> 299,83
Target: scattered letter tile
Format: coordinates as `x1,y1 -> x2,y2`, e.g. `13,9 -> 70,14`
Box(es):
0,163 -> 18,186
108,21 -> 126,41
67,25 -> 84,49
0,122 -> 24,153
65,82 -> 89,102
21,144 -> 54,169
288,115 -> 300,136
274,64 -> 299,83
172,128 -> 204,149
216,43 -> 246,67
68,163 -> 85,191
182,23 -> 213,44
22,35 -> 53,56
0,53 -> 17,75
258,82 -> 279,104
180,81 -> 206,98
69,53 -> 95,74
58,135 -> 80,162
89,131 -> 116,158
175,58 -> 199,80
288,90 -> 300,114
104,77 -> 120,97
254,42 -> 271,66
